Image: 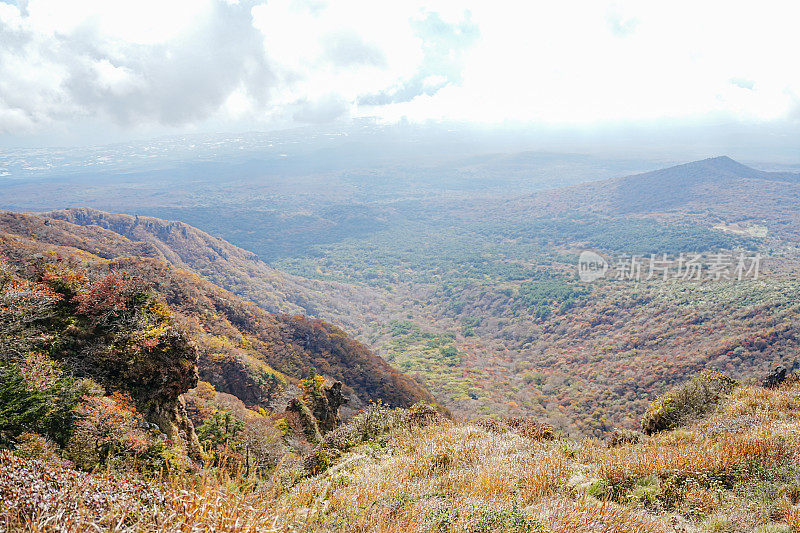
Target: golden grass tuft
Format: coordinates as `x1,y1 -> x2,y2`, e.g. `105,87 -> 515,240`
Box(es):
722,384 -> 800,421
275,421 -> 570,531
787,508 -> 800,532
534,498 -> 673,533
581,433 -> 789,485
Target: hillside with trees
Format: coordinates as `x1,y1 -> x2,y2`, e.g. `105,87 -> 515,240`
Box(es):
0,214 -> 435,414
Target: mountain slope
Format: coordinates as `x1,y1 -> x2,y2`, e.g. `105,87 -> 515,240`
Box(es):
41,207 -> 385,327
0,211 -> 435,411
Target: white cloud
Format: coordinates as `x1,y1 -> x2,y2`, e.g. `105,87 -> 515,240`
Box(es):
391,0 -> 800,125
23,0 -> 209,43
0,0 -> 798,140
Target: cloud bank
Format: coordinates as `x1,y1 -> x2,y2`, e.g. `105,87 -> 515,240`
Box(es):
0,0 -> 798,142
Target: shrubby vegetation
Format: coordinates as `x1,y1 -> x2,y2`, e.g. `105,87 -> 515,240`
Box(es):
0,360 -> 83,448
0,256 -> 201,469
0,246 -> 429,483
5,369 -> 800,532
641,369 -> 738,435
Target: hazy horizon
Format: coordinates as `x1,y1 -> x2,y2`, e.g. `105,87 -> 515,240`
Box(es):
1,0 -> 798,164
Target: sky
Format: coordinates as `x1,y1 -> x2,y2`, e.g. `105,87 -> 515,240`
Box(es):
1,0 -> 799,153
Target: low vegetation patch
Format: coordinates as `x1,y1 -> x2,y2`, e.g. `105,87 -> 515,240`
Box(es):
641,369 -> 738,435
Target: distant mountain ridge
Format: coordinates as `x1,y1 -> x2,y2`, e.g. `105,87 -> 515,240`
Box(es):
611,156 -> 800,214
504,156 -> 800,241
630,155 -> 800,183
